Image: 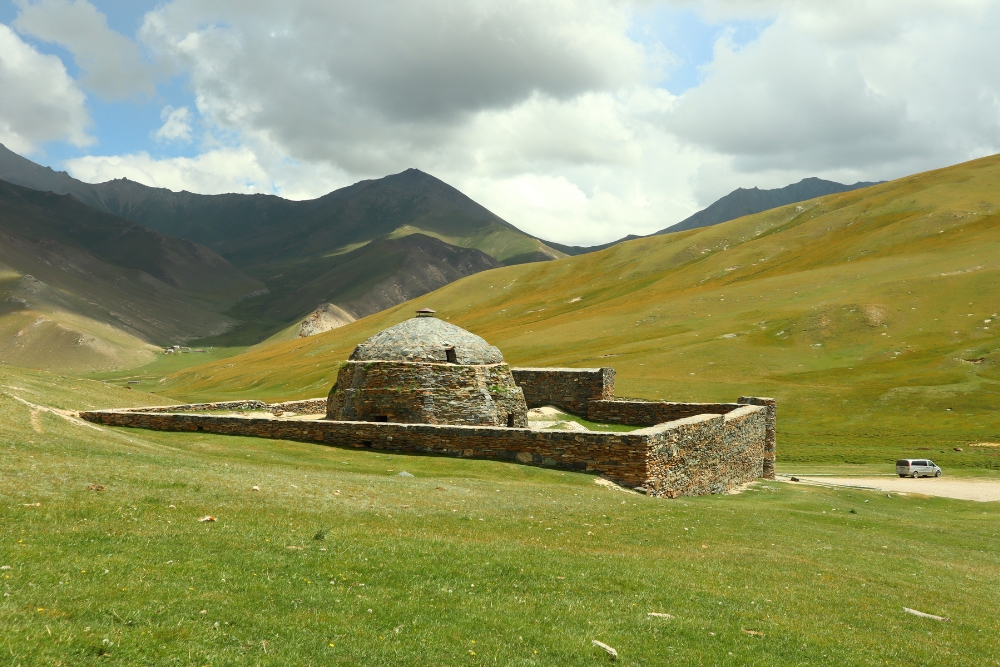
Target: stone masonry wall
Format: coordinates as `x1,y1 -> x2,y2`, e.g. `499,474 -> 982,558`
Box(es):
327,361 -> 527,427
587,400 -> 742,426
128,399 -> 327,416
511,367 -> 615,415
79,401 -> 770,497
80,410 -> 648,487
738,396 -> 776,480
644,405 -> 767,498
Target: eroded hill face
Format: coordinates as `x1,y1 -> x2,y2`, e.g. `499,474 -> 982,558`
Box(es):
1,144 -> 563,343
158,154 -> 1000,465
0,181 -> 263,371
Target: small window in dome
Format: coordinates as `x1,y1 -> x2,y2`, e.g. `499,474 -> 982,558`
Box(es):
445,347 -> 457,363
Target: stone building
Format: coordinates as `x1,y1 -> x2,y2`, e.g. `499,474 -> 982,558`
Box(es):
325,313 -> 529,427
82,309 -> 776,498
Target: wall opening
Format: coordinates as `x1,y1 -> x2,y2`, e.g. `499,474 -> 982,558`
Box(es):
371,415 -> 388,422
445,347 -> 457,363
506,414 -> 515,427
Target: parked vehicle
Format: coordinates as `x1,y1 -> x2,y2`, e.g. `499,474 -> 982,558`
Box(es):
896,459 -> 942,478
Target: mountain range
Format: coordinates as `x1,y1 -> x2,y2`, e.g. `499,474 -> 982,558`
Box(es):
0,179 -> 262,370
0,141 -> 884,370
654,176 -> 882,234
546,177 -> 881,255
0,144 -> 562,349
160,153 -> 1000,467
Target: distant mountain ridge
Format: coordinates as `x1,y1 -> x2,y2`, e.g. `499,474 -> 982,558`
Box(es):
655,177 -> 882,235
0,179 -> 264,370
545,177 -> 882,256
0,144 -> 563,345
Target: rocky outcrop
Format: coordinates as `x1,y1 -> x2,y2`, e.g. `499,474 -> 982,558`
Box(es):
297,303 -> 356,337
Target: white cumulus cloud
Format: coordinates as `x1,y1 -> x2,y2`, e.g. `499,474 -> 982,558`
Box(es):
15,0 -> 156,100
65,148 -> 273,194
0,23 -> 92,154
155,106 -> 193,143
13,0 -> 1000,245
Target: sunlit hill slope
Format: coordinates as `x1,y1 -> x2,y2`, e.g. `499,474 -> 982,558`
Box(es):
159,154 -> 1000,465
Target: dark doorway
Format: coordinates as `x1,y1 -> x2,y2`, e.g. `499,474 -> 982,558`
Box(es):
445,347 -> 457,363
507,414 -> 515,427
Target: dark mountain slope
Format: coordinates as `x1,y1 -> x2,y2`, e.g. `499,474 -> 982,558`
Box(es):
0,180 -> 263,309
655,177 -> 881,235
0,145 -> 561,268
220,233 -> 503,343
0,180 -> 267,368
545,177 -> 883,256
1,144 -> 562,341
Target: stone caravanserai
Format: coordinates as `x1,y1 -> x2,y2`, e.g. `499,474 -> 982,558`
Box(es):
81,310 -> 776,498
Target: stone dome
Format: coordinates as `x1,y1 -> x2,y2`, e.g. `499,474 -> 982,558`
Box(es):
349,317 -> 504,364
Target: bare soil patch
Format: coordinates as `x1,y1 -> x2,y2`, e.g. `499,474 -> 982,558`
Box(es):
789,476 -> 1000,502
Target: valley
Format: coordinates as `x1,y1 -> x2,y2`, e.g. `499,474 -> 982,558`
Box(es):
2,152 -> 999,666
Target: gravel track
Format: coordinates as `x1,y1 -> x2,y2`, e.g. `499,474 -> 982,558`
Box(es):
787,476 -> 1000,502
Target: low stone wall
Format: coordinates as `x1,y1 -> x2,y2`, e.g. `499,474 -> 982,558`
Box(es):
511,367 -> 615,415
644,406 -> 767,498
128,399 -> 327,416
80,409 -> 650,487
587,400 -> 742,426
737,396 -> 776,480
79,400 -> 771,497
586,396 -> 776,482
270,399 -> 328,416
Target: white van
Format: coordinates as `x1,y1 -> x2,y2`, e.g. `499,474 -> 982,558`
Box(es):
896,459 -> 942,478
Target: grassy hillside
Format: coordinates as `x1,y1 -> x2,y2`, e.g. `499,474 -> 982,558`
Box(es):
3,365 -> 1000,665
656,176 -> 881,234
209,233 -> 504,346
158,154 -> 1000,466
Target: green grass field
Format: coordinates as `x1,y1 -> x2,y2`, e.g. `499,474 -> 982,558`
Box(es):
2,366 -> 999,666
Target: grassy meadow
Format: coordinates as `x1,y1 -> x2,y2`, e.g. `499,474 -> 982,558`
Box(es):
155,154 -> 1000,468
3,367 -> 1000,666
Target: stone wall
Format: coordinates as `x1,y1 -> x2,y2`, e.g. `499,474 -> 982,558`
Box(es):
511,367 -> 615,415
587,400 -> 742,426
327,361 -> 527,427
644,406 -> 766,498
127,399 -> 327,416
80,409 -> 649,487
79,399 -> 771,497
738,396 -> 776,480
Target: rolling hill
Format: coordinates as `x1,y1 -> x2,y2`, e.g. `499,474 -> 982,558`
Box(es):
0,180 -> 263,371
654,176 -> 881,235
547,177 -> 881,256
1,144 -> 563,341
155,153 -> 1000,466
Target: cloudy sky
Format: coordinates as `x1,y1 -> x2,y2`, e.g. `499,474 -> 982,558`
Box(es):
2,0 -> 999,245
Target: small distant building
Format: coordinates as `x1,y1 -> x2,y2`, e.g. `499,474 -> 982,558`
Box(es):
325,315 -> 528,427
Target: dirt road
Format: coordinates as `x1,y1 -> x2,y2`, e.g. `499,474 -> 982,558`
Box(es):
789,476 -> 1000,502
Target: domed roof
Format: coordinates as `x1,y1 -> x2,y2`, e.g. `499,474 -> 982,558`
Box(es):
349,317 -> 504,364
